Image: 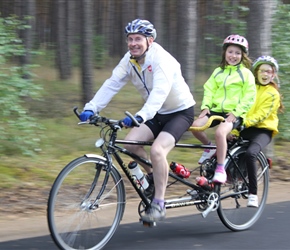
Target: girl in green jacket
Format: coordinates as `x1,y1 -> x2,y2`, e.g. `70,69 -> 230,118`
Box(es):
239,56 -> 284,207
192,34 -> 256,183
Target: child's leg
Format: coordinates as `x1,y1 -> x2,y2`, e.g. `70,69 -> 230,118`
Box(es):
191,116 -> 210,144
212,121 -> 233,183
192,116 -> 216,164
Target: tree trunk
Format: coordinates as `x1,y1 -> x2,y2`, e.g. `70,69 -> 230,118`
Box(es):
202,0 -> 225,73
247,1 -> 273,58
16,0 -> 36,79
105,0 -> 116,57
136,0 -> 145,18
176,0 -> 198,91
55,0 -> 72,80
80,0 -> 94,104
151,0 -> 164,46
121,0 -> 132,55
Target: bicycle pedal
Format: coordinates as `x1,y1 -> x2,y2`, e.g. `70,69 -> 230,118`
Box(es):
140,218 -> 156,227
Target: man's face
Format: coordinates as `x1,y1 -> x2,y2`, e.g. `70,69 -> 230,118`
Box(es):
127,34 -> 153,58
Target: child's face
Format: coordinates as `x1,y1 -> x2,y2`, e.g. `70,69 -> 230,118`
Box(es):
257,64 -> 274,85
225,45 -> 242,66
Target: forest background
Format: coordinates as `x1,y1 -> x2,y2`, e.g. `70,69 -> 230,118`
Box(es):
0,0 -> 290,216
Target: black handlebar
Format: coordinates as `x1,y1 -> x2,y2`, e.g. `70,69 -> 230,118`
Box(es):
73,107 -> 140,128
73,106 -> 80,119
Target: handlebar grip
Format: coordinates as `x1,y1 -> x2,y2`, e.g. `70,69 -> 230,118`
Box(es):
124,111 -> 140,127
73,106 -> 81,119
188,115 -> 225,132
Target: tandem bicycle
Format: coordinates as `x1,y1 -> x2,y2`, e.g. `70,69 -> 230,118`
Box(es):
47,107 -> 270,250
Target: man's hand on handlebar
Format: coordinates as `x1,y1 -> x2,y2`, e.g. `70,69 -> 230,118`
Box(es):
122,115 -> 143,128
79,110 -> 94,121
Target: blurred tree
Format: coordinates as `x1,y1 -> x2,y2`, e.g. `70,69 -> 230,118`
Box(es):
0,15 -> 42,156
247,0 -> 273,59
80,0 -> 94,103
176,0 -> 198,91
200,0 -> 247,71
136,0 -> 145,18
55,0 -> 72,79
151,0 -> 165,46
121,0 -> 132,55
105,0 -> 116,57
0,0 -> 13,16
272,2 -> 290,140
202,0 -> 228,72
15,0 -> 36,79
164,1 -> 177,54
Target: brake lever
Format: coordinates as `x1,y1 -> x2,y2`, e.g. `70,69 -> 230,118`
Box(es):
125,111 -> 140,127
89,115 -> 100,125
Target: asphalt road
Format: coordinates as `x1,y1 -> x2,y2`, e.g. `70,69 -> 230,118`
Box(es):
1,200 -> 289,250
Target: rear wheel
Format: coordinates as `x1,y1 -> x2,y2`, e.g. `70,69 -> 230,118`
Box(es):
217,147 -> 269,231
47,156 -> 126,250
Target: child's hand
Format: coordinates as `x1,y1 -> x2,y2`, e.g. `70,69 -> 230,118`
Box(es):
199,109 -> 210,118
225,112 -> 236,122
227,129 -> 239,141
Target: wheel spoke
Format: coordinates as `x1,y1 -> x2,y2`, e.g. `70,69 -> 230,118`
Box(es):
217,148 -> 269,231
47,156 -> 125,250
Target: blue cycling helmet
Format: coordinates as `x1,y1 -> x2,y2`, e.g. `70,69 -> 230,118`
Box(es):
125,19 -> 157,40
252,56 -> 279,72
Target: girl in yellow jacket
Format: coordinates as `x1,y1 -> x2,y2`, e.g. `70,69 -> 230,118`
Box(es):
240,56 -> 284,207
192,34 -> 256,184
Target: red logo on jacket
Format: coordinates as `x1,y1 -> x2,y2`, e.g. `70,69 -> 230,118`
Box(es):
148,65 -> 152,72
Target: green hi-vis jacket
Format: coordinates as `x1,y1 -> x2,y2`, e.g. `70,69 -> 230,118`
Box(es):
244,84 -> 280,137
201,64 -> 256,118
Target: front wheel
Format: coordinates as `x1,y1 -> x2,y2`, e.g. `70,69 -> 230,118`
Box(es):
47,155 -> 126,250
217,147 -> 269,231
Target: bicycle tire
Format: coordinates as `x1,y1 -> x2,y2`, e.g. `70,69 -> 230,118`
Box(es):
47,155 -> 126,250
217,146 -> 269,231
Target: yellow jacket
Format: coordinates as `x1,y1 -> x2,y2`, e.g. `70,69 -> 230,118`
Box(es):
201,64 -> 256,117
243,84 -> 280,136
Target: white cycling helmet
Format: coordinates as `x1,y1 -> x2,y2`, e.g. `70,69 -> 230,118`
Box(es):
252,56 -> 279,72
125,19 -> 157,40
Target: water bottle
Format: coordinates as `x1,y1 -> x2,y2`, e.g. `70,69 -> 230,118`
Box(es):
196,176 -> 213,190
170,162 -> 191,178
128,161 -> 149,190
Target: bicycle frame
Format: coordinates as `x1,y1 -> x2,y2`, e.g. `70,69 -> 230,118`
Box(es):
87,109 -> 269,211
115,136 -> 270,203
98,133 -> 256,213
104,139 -> 214,209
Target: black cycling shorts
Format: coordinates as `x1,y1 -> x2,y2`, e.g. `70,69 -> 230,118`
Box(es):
145,106 -> 194,143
